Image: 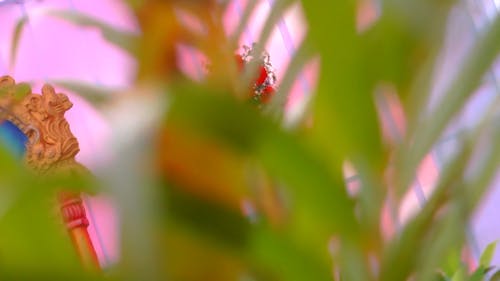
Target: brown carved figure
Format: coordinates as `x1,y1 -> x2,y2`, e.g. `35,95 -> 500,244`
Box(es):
12,84 -> 81,173
0,75 -> 99,270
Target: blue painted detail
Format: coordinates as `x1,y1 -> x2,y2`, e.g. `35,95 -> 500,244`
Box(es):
0,120 -> 28,158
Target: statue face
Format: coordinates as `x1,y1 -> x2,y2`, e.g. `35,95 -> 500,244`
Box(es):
57,93 -> 73,112
42,91 -> 73,116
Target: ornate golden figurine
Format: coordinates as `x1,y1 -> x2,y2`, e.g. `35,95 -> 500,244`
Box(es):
0,75 -> 99,270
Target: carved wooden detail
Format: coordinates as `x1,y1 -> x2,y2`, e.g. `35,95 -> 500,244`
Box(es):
0,75 -> 99,270
0,76 -> 86,174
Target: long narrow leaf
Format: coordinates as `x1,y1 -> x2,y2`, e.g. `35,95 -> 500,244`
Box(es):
45,10 -> 138,55
265,35 -> 313,119
229,0 -> 259,45
380,136 -> 473,280
480,241 -> 497,268
49,79 -> 118,106
9,16 -> 28,70
399,12 -> 500,195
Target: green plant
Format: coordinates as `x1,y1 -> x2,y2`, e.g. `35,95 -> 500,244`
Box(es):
3,0 -> 500,280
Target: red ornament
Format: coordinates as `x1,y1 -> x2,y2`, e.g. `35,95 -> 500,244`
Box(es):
236,44 -> 277,105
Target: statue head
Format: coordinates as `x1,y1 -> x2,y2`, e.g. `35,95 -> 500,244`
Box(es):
41,84 -> 73,117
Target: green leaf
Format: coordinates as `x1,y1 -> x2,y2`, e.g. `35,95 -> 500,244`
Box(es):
0,82 -> 31,101
265,35 -> 313,122
48,79 -> 118,106
301,2 -> 385,251
249,225 -> 333,281
442,247 -> 463,278
12,82 -> 32,100
451,266 -> 466,281
462,115 -> 500,214
480,241 -> 497,268
399,10 -> 500,195
164,186 -> 251,249
380,133 -> 473,280
9,16 -> 28,70
491,270 -> 500,281
46,10 -> 137,55
167,83 -> 358,238
301,0 -> 385,171
468,266 -> 488,281
228,0 -> 259,44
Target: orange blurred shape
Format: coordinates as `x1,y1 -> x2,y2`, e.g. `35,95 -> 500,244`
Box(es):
155,123 -> 249,212
155,123 -> 287,226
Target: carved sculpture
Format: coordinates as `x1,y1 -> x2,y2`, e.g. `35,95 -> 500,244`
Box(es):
0,75 -> 99,270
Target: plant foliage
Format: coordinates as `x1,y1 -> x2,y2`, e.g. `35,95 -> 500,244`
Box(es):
1,0 -> 499,280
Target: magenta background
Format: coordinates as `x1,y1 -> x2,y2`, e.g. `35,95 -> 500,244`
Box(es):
0,0 -> 498,268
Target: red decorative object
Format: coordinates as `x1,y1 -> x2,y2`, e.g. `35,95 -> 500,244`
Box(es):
236,44 -> 277,105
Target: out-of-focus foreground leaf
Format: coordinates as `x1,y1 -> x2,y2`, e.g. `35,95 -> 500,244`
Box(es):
155,82 -> 359,280
0,143 -> 97,280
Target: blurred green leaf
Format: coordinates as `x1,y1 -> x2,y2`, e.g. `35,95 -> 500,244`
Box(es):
468,266 -> 490,281
0,82 -> 31,100
248,225 -> 333,281
451,266 -> 466,281
265,35 -> 313,121
9,15 -> 27,71
300,3 -> 387,264
46,10 -> 137,55
442,247 -> 463,278
399,10 -> 500,195
164,184 -> 250,249
462,117 -> 500,214
49,79 -> 118,106
491,270 -> 500,281
301,0 -> 385,194
480,241 -> 497,268
167,83 -> 358,237
229,0 -> 258,44
0,148 -> 92,280
381,133 -> 473,280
